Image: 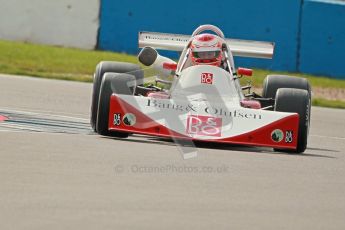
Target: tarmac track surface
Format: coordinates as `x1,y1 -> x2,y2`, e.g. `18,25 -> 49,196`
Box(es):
0,74 -> 345,230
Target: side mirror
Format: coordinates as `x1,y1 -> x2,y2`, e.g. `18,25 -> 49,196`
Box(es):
163,62 -> 177,71
138,47 -> 158,66
237,67 -> 253,76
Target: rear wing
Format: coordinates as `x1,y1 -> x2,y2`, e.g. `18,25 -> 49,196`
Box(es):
138,31 -> 275,59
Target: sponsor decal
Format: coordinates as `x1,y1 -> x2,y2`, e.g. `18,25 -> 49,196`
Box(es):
123,113 -> 136,126
143,35 -> 189,43
186,115 -> 222,137
271,129 -> 284,142
113,113 -> 121,126
305,103 -> 310,125
285,130 -> 293,143
204,107 -> 262,119
147,99 -> 197,112
146,99 -> 262,120
201,73 -> 213,84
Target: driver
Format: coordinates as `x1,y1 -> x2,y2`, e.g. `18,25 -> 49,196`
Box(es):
190,33 -> 224,67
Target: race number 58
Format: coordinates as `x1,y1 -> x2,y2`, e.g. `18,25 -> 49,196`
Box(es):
285,130 -> 293,143
186,115 -> 222,137
113,113 -> 121,126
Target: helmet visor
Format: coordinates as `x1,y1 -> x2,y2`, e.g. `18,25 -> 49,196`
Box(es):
192,50 -> 221,60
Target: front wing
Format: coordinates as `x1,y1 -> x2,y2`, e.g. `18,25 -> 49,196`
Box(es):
107,94 -> 299,150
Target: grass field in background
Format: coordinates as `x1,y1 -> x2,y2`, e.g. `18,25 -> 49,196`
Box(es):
312,98 -> 345,109
0,40 -> 137,82
0,39 -> 344,108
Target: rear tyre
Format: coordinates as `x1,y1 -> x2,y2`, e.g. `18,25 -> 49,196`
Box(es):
90,61 -> 143,132
262,75 -> 311,99
96,73 -> 136,137
274,88 -> 311,153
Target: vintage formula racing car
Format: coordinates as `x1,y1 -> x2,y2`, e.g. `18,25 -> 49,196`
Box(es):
90,25 -> 311,153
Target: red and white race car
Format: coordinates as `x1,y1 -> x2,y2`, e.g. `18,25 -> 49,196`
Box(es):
90,25 -> 311,154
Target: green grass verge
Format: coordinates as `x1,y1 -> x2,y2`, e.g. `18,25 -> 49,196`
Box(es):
246,69 -> 345,89
312,98 -> 345,109
0,40 -> 137,82
1,39 -> 345,109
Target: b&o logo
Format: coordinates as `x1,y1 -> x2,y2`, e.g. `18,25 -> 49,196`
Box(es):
201,73 -> 213,84
186,115 -> 222,137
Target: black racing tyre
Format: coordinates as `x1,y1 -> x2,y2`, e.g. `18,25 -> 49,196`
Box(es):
90,61 -> 143,131
274,88 -> 311,153
262,75 -> 311,99
96,73 -> 136,137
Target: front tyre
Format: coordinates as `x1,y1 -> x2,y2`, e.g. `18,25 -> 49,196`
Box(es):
90,61 -> 143,132
96,73 -> 136,137
274,88 -> 311,153
262,75 -> 311,99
